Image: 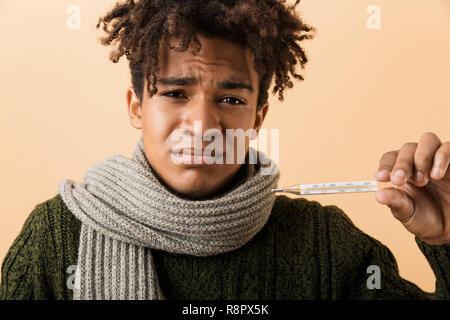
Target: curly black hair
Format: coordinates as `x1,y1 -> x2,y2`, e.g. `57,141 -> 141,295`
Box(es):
96,0 -> 316,109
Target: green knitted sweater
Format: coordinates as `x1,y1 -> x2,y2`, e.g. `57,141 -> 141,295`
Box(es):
1,193 -> 449,300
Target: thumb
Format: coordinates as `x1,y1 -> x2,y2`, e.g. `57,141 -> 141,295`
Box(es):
375,186 -> 415,224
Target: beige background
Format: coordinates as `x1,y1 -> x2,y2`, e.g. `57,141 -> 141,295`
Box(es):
1,0 -> 449,293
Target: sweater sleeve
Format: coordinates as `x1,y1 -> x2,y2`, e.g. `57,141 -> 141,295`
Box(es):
0,204 -> 51,300
323,204 -> 450,300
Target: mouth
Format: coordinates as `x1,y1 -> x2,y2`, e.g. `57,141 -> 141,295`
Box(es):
172,148 -> 224,156
170,148 -> 225,165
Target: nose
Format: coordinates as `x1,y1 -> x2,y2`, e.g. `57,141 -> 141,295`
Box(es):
181,95 -> 222,140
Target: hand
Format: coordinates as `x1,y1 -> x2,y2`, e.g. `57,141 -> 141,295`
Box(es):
374,132 -> 450,245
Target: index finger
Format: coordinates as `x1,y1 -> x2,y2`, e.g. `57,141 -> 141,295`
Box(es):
375,150 -> 398,181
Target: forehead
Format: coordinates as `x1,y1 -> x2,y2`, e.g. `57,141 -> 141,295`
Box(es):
157,35 -> 257,83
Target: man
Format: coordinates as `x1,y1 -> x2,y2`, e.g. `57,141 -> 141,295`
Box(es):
1,0 -> 449,300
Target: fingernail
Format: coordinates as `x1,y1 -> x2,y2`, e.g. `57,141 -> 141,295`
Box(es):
375,170 -> 388,179
415,171 -> 424,182
432,167 -> 443,177
394,169 -> 406,178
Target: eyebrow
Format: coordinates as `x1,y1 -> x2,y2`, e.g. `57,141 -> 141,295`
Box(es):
156,76 -> 254,93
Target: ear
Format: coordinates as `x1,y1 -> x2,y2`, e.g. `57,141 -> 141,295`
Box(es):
126,86 -> 143,130
253,102 -> 269,134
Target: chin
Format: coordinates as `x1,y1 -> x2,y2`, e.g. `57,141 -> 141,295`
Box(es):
170,183 -> 218,200
167,168 -> 221,199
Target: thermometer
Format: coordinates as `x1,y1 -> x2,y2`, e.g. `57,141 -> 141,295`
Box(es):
271,180 -> 379,195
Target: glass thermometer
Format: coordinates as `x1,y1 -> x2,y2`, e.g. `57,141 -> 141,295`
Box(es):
271,180 -> 379,195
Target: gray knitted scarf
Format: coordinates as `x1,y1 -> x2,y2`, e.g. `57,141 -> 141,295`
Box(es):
58,135 -> 280,300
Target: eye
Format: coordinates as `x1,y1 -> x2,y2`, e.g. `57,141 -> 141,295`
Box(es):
221,96 -> 245,105
162,90 -> 186,98
162,91 -> 245,105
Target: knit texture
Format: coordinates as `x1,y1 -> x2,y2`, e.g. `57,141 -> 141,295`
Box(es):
1,194 -> 450,300
57,135 -> 280,300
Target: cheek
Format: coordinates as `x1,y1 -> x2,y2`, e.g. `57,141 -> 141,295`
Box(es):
141,106 -> 178,146
220,110 -> 256,130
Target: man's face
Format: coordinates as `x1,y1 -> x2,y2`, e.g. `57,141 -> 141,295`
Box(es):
126,35 -> 269,199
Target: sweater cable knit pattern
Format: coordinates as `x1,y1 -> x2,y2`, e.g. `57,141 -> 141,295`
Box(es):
2,194 -> 450,299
